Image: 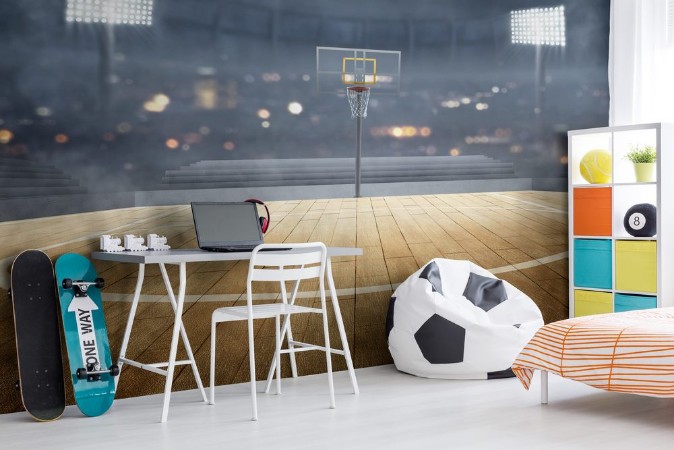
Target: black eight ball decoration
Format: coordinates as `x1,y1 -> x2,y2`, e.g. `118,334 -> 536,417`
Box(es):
623,203 -> 657,237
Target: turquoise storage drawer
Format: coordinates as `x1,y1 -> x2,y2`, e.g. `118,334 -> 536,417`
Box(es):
574,239 -> 612,289
614,294 -> 657,312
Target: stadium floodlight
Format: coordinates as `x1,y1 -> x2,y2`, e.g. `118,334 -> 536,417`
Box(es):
66,0 -> 154,26
65,1 -> 154,115
510,6 -> 566,47
510,5 -> 566,117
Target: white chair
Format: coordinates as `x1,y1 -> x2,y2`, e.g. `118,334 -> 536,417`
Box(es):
209,243 -> 335,420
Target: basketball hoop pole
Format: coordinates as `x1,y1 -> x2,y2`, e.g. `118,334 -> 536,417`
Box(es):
355,115 -> 362,197
346,86 -> 370,198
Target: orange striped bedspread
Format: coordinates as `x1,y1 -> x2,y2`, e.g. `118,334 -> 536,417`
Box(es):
512,308 -> 674,397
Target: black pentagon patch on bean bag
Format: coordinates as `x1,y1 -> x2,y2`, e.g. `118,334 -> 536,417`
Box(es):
414,314 -> 465,364
487,368 -> 515,379
385,296 -> 396,339
419,261 -> 443,295
462,272 -> 507,312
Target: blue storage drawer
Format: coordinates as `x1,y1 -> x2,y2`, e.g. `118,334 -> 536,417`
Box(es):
614,293 -> 657,312
574,239 -> 612,289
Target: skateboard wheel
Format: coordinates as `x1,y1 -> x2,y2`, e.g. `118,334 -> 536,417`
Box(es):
62,279 -> 73,289
110,365 -> 120,377
94,278 -> 105,289
76,368 -> 88,380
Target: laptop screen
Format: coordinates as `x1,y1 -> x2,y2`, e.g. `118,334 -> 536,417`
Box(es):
191,202 -> 263,249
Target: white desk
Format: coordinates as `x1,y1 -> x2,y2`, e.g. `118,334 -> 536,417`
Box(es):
92,247 -> 362,422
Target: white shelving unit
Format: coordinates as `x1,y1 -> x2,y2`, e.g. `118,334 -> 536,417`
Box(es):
568,123 -> 674,317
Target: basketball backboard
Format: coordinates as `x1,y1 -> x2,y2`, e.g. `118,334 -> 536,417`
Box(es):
316,46 -> 401,95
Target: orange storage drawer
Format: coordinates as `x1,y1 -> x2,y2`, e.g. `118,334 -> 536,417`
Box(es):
573,187 -> 612,236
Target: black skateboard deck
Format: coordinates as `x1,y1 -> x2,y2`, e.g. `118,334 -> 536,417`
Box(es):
10,250 -> 66,421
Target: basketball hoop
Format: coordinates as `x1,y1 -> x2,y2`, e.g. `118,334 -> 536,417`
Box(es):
346,86 -> 370,119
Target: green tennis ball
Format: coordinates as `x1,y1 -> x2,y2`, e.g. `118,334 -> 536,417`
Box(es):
580,149 -> 612,184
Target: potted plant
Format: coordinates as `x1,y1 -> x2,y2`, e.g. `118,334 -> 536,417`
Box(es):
625,145 -> 657,182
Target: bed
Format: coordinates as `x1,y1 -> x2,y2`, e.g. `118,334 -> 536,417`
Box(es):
512,308 -> 674,402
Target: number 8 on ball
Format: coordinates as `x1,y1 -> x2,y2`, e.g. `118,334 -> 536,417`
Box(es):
623,203 -> 656,237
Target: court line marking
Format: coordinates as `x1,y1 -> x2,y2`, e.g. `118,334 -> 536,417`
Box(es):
100,251 -> 569,303
494,193 -> 567,214
0,209 -> 186,289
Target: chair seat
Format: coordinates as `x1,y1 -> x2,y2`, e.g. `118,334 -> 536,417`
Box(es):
213,303 -> 323,323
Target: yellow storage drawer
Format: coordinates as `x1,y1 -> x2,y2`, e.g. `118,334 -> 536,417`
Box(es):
615,240 -> 657,293
574,290 -> 613,317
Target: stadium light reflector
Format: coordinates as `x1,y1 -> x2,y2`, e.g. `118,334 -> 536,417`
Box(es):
510,6 -> 565,47
66,0 -> 154,26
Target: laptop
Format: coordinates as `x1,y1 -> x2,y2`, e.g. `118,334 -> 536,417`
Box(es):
192,202 -> 267,252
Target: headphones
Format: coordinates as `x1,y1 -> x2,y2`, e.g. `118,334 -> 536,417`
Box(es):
244,198 -> 270,234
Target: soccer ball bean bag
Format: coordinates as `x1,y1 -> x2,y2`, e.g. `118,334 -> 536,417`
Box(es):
386,259 -> 543,379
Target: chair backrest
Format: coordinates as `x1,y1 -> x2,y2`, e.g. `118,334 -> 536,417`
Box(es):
247,243 -> 327,284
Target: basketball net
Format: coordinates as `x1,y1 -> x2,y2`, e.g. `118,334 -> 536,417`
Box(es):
346,86 -> 370,119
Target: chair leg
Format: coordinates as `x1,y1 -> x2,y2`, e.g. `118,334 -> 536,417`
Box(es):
209,319 -> 216,405
320,288 -> 336,409
275,314 -> 282,395
541,370 -> 549,405
247,317 -> 258,421
285,315 -> 298,378
265,313 -> 293,394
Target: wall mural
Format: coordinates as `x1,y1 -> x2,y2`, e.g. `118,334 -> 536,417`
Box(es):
0,0 -> 608,414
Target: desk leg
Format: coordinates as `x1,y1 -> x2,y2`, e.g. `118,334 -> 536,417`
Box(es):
158,263 -> 207,404
161,262 -> 187,423
116,263 -> 145,389
326,257 -> 359,395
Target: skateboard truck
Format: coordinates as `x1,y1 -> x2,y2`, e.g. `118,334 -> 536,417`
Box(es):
76,364 -> 120,382
62,278 -> 105,297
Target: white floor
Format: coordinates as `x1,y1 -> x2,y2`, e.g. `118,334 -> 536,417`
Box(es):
2,365 -> 674,450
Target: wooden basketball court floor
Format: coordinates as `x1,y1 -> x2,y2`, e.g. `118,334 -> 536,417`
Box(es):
0,191 -> 568,414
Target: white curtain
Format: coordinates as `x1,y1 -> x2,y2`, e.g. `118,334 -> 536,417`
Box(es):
609,0 -> 674,125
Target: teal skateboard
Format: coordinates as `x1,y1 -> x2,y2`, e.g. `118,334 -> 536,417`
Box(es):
55,253 -> 117,417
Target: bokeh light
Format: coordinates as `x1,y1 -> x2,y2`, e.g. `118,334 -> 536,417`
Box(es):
0,129 -> 14,144
144,93 -> 170,113
165,138 -> 179,149
36,107 -> 52,117
287,102 -> 303,115
510,145 -> 523,154
369,126 -> 432,139
257,108 -> 271,119
116,122 -> 132,133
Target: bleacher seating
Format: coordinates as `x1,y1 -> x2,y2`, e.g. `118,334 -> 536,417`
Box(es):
158,155 -> 516,189
0,156 -> 86,199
